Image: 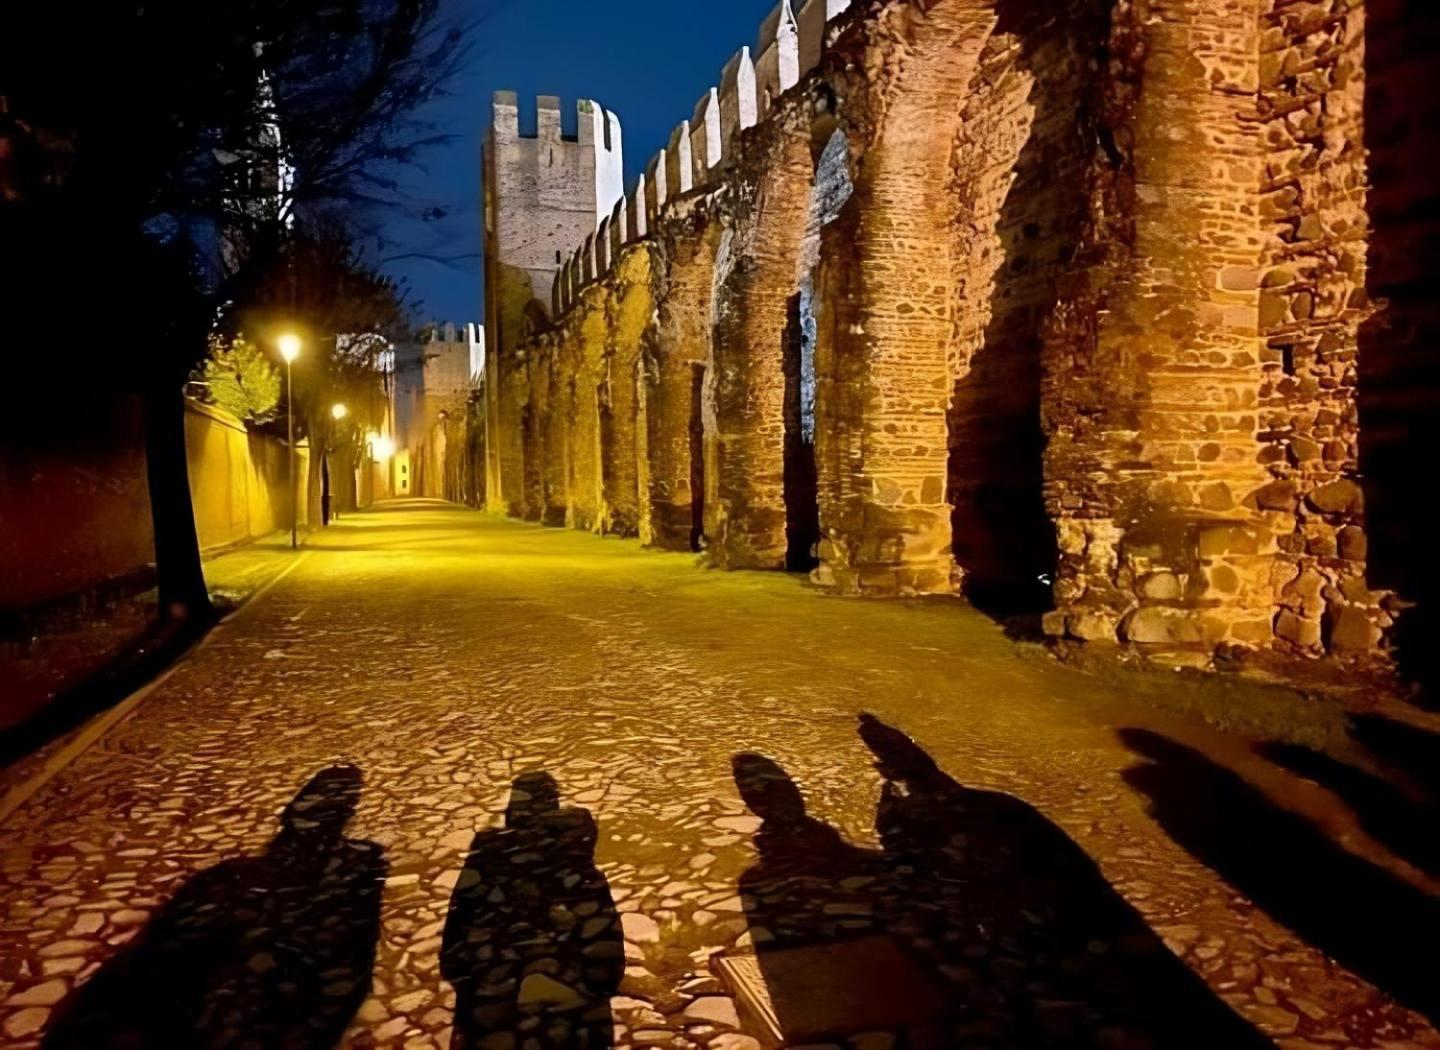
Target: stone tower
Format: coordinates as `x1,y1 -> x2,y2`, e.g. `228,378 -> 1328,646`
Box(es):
483,92 -> 623,511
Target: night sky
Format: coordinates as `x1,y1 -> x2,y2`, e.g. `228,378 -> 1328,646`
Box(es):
378,0 -> 778,326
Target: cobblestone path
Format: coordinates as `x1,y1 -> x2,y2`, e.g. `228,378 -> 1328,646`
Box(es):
3,502 -> 1438,1049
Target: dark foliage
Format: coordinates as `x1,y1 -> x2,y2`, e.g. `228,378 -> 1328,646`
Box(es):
1,0 -> 466,614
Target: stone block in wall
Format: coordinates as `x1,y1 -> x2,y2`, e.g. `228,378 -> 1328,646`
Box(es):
1306,478 -> 1363,517
1327,605 -> 1382,653
1123,606 -> 1207,647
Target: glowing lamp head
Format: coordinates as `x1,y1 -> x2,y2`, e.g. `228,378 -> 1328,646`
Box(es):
370,434 -> 396,461
277,333 -> 302,363
331,403 -> 348,421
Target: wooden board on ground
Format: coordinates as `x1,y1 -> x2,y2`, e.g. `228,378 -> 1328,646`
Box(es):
714,935 -> 949,1046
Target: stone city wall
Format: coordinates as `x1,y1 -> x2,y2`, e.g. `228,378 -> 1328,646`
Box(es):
484,0 -> 1432,675
396,325 -> 483,502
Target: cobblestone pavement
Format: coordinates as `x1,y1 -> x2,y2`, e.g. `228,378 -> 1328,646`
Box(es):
3,502 -> 1438,1049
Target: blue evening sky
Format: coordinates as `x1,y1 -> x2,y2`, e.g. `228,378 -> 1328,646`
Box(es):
376,0 -> 778,325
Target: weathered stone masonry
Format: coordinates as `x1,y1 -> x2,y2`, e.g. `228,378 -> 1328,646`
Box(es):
482,0 -> 1436,675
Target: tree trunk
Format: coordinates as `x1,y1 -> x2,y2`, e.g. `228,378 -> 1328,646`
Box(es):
307,432 -> 324,528
337,440 -> 358,513
143,380 -> 212,621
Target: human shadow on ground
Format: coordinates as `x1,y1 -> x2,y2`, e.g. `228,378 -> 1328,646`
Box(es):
442,772 -> 622,1050
729,716 -> 1267,1048
1122,728 -> 1440,1028
43,765 -> 386,1049
1347,713 -> 1440,796
1256,715 -> 1440,877
1258,738 -> 1440,877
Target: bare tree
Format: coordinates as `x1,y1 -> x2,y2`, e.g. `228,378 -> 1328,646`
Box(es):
227,226 -> 416,524
1,0 -> 469,620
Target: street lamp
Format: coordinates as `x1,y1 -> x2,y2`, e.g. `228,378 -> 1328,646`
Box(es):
278,333 -> 301,550
331,403 -> 348,421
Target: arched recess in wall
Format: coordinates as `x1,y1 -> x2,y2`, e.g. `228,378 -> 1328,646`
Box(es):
521,400 -> 543,521
516,309 -> 554,524
807,0 -> 1109,603
538,348 -> 568,526
643,217 -> 727,553
945,0 -> 1111,618
699,226 -> 736,554
788,119 -> 854,572
703,127 -> 817,571
702,106 -> 854,574
563,377 -> 579,523
811,2 -> 996,598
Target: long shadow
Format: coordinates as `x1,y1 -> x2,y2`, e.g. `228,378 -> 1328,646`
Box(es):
1347,713 -> 1440,796
43,766 -> 386,1049
1358,4 -> 1440,704
948,0 -> 1114,623
728,719 -> 1266,1047
442,772 -> 621,1049
1258,739 -> 1440,876
1122,729 -> 1440,1027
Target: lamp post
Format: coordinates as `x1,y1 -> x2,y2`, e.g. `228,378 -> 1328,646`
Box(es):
278,333 -> 302,549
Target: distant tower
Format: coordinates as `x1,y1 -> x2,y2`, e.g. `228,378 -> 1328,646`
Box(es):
482,92 -> 624,509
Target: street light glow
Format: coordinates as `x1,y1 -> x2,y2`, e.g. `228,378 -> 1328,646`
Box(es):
370,434 -> 396,461
278,333 -> 302,363
332,403 -> 349,421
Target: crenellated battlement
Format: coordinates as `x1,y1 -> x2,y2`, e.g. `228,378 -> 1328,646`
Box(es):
484,89 -> 628,367
490,92 -> 624,152
525,0 -> 854,320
